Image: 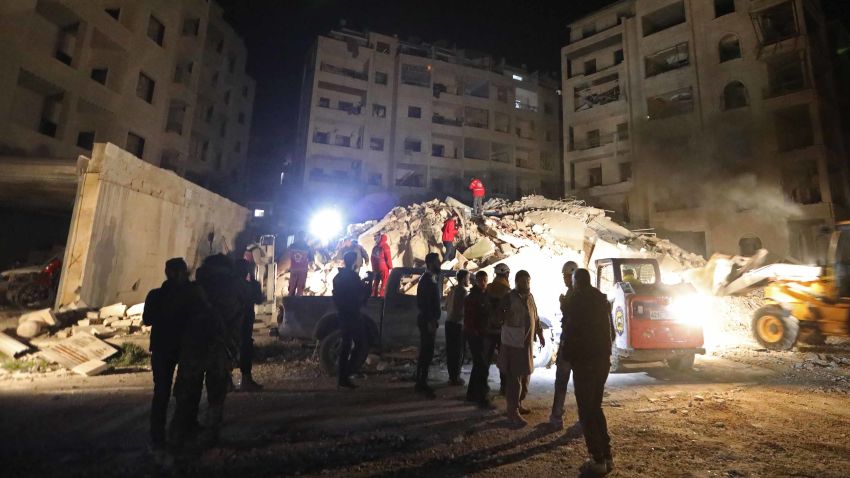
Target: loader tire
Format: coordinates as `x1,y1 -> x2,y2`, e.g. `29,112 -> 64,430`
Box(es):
667,353 -> 695,371
319,329 -> 369,377
752,306 -> 799,351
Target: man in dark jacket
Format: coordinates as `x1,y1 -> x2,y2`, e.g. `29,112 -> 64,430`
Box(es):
561,268 -> 615,475
236,259 -> 265,391
414,252 -> 442,398
333,251 -> 370,388
549,260 -> 578,429
170,254 -> 247,448
464,270 -> 491,406
143,258 -> 205,453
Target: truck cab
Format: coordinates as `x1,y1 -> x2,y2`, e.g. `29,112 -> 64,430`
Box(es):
595,258 -> 705,371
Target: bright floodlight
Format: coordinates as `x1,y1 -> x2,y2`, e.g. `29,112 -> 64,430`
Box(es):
309,208 -> 342,242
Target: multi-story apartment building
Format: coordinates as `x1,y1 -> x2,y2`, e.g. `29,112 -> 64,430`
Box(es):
0,0 -> 254,196
562,0 -> 849,262
296,28 -> 562,209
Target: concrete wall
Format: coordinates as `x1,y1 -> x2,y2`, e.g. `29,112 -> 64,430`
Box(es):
56,143 -> 250,309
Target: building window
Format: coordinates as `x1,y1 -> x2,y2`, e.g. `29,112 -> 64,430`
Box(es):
126,132 -> 145,158
375,71 -> 388,85
587,129 -> 600,148
408,106 -> 421,118
647,87 -> 694,120
722,81 -> 749,110
719,35 -> 742,62
372,104 -> 386,118
617,122 -> 629,140
401,64 -> 430,87
318,97 -> 330,108
642,1 -> 686,37
54,23 -> 79,66
76,131 -> 95,150
147,15 -> 165,46
755,2 -> 799,45
166,101 -> 186,134
238,112 -> 245,124
313,131 -> 329,144
588,166 -> 603,187
136,72 -> 155,103
182,17 -> 200,36
614,49 -> 624,64
766,52 -> 807,98
619,162 -> 632,182
90,68 -> 108,85
544,102 -> 553,115
370,137 -> 385,151
404,138 -> 422,153
584,59 -> 597,75
715,0 -> 735,18
582,24 -> 596,38
645,42 -> 689,77
334,134 -> 351,147
376,41 -> 390,54
105,8 -> 120,20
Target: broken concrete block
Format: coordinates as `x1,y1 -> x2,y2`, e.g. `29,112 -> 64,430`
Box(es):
126,303 -> 144,317
99,303 -> 127,318
110,319 -> 134,328
17,320 -> 47,339
86,311 -> 100,319
463,238 -> 495,260
0,331 -> 30,358
77,319 -> 91,327
130,318 -> 143,327
38,332 -> 118,370
18,308 -> 57,327
72,359 -> 109,377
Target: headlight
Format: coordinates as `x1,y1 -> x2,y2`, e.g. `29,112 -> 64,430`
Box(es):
667,294 -> 710,327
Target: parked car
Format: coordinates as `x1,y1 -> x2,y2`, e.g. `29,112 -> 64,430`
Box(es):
279,267 -> 557,375
0,255 -> 62,309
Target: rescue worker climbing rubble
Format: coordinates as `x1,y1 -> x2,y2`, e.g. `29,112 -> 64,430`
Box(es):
442,213 -> 460,262
287,231 -> 313,296
468,177 -> 485,217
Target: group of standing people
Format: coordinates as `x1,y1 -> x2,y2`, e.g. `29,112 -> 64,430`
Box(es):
413,257 -> 615,475
142,254 -> 264,462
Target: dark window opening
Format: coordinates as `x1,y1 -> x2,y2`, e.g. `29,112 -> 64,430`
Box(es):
619,162 -> 632,182
647,87 -> 694,120
404,139 -> 422,153
105,8 -> 120,20
614,49 -> 624,64
370,137 -> 384,151
76,131 -> 94,149
376,42 -> 390,54
136,72 -> 155,103
375,71 -> 388,85
147,15 -> 165,46
756,2 -> 799,45
584,59 -> 597,75
588,166 -> 603,187
408,106 -> 421,118
313,131 -> 329,144
719,35 -> 742,62
645,42 -> 689,77
182,18 -> 200,36
722,81 -> 749,110
372,104 -> 386,118
714,0 -> 735,18
318,97 -> 330,108
765,52 -> 807,98
126,131 -> 145,158
90,68 -> 108,85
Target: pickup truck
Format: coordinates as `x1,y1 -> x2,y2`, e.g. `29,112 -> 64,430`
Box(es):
278,267 -> 557,375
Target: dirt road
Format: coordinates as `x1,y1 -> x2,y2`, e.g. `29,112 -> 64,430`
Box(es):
2,338 -> 849,477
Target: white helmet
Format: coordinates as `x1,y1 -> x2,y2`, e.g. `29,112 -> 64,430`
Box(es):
494,263 -> 510,276
562,261 -> 578,275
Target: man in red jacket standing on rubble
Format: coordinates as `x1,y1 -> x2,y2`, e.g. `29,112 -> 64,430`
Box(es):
468,177 -> 485,217
371,233 -> 393,297
442,212 -> 460,262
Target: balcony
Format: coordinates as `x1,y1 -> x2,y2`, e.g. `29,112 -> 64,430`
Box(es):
432,114 -> 462,127
319,62 -> 368,81
763,77 -> 811,99
569,132 -> 628,152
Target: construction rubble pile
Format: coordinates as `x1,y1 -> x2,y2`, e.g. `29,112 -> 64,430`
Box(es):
0,302 -> 150,376
293,195 -> 705,300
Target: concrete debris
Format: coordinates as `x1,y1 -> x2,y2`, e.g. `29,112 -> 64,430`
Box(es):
126,303 -> 144,317
16,320 -> 47,339
99,303 -> 127,319
71,359 -> 109,377
38,332 -> 118,370
287,195 -> 706,300
18,308 -> 57,327
0,331 -> 30,358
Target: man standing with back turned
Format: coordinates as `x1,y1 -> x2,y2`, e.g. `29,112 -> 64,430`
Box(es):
333,251 -> 369,389
561,268 -> 615,475
414,252 -> 442,399
468,177 -> 485,218
549,260 -> 578,429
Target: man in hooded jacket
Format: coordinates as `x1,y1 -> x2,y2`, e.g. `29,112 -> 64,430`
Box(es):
333,251 -> 370,388
370,233 -> 393,297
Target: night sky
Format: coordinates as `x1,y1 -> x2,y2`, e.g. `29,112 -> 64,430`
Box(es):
216,0 -> 850,199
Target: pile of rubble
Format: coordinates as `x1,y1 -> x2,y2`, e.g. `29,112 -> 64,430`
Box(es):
290,195 -> 706,300
0,301 -> 150,376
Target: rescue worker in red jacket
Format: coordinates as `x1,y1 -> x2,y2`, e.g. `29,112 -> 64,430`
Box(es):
442,213 -> 460,262
468,178 -> 485,217
370,233 -> 393,297
287,230 -> 313,296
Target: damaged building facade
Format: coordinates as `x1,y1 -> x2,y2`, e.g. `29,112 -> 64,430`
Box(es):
296,28 -> 563,208
561,0 -> 850,262
0,0 -> 255,199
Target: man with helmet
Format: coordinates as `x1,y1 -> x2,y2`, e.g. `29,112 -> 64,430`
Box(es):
549,260 -> 579,429
482,262 -> 512,399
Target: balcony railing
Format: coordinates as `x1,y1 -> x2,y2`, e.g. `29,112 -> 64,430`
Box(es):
432,114 -> 462,127
763,77 -> 809,99
515,101 -> 538,112
569,132 -> 628,152
319,62 -> 368,81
